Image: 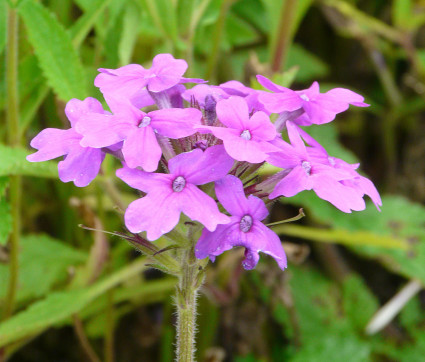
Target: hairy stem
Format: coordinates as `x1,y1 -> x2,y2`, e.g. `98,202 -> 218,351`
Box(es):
175,245 -> 203,362
3,5 -> 21,321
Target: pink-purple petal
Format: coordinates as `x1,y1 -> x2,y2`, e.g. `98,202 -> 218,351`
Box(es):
124,191 -> 181,240
215,175 -> 250,216
58,147 -> 104,187
150,108 -> 202,138
169,146 -> 234,185
180,184 -> 230,231
27,128 -> 80,162
116,166 -> 172,193
216,96 -> 249,130
269,166 -> 310,199
122,126 -> 162,171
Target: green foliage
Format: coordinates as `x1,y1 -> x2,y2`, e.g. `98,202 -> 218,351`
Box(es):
18,0 -> 88,100
0,144 -> 57,178
0,257 -> 146,347
0,234 -> 87,302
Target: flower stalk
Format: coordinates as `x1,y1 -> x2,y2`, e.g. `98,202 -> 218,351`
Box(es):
175,243 -> 203,362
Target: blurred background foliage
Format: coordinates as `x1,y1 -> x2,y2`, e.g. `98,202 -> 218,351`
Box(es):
1,0 -> 425,361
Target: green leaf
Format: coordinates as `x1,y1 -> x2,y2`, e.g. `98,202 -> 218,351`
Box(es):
287,44 -> 329,82
342,276 -> 379,331
0,234 -> 87,301
225,12 -> 260,47
288,193 -> 425,284
0,257 -> 147,346
287,266 -> 372,361
139,0 -> 178,42
392,0 -> 411,29
18,0 -> 87,100
69,0 -> 115,49
0,144 -> 57,178
118,1 -> 140,65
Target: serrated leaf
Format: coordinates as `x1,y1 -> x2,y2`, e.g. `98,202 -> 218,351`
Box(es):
0,234 -> 87,301
0,144 -> 58,178
0,257 -> 147,346
18,0 -> 87,100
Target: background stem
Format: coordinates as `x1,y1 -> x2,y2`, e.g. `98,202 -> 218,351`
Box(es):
271,0 -> 297,73
3,5 -> 21,321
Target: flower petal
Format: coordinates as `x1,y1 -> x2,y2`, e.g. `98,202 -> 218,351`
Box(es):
215,175 -> 250,216
269,166 -> 310,199
58,147 -> 104,187
216,96 -> 249,130
122,126 -> 162,171
27,128 -> 80,162
116,166 -> 172,193
150,108 -> 202,138
180,184 -> 230,231
124,191 -> 181,240
169,145 -> 234,185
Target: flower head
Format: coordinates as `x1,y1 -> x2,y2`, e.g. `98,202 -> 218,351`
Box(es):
95,54 -> 204,102
76,97 -> 202,171
116,146 -> 234,240
196,96 -> 279,163
257,75 -> 369,125
195,175 -> 287,270
27,98 -> 107,187
267,122 -> 380,212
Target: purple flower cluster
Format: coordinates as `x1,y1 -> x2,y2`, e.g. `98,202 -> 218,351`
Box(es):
27,53 -> 381,271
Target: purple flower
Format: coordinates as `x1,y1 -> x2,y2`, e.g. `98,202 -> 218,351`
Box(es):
195,175 -> 287,270
267,122 -> 373,212
257,75 -> 369,125
27,98 -> 106,187
196,96 -> 279,163
95,54 -> 204,101
296,126 -> 382,210
76,97 -> 202,171
116,145 -> 234,241
182,81 -> 267,113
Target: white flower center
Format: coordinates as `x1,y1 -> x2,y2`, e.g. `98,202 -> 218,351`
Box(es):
240,215 -> 253,233
301,161 -> 311,175
139,116 -> 151,128
172,176 -> 186,192
240,129 -> 252,140
300,94 -> 310,101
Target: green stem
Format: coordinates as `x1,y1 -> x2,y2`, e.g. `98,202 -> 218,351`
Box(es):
3,5 -> 21,321
175,245 -> 202,362
271,0 -> 297,73
205,0 -> 233,80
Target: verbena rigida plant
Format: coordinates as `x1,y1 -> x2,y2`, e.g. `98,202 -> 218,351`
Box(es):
27,54 -> 381,361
